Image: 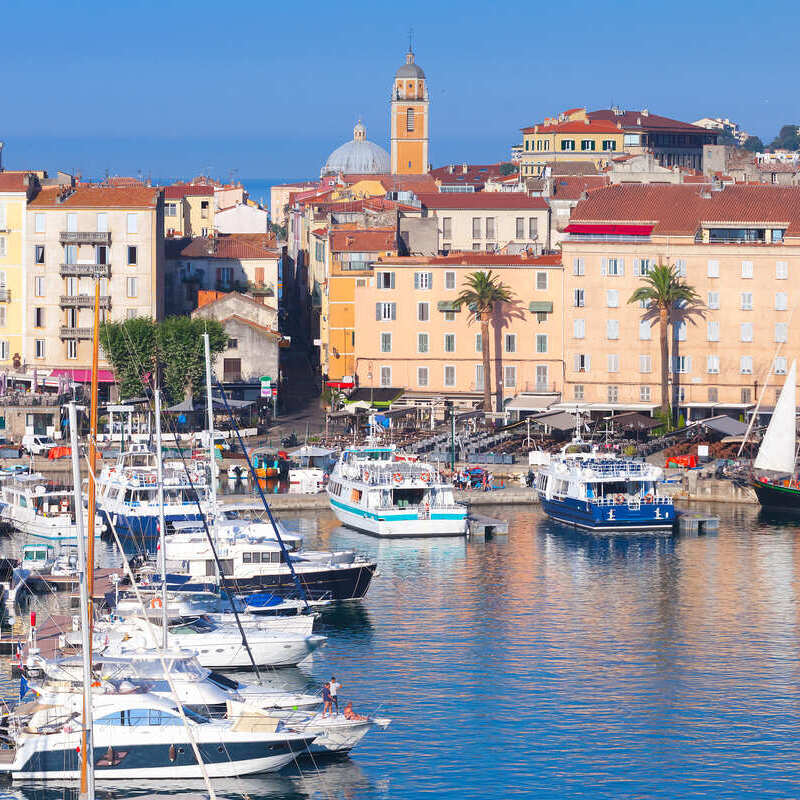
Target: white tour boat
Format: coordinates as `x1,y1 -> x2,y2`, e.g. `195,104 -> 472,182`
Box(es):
327,445 -> 467,537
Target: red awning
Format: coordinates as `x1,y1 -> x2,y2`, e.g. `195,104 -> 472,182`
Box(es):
49,368 -> 115,383
565,223 -> 654,236
326,381 -> 354,389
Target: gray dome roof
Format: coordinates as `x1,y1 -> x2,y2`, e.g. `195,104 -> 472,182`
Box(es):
396,50 -> 425,79
321,123 -> 389,176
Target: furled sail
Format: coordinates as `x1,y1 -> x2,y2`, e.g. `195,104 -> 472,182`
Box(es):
754,360 -> 797,474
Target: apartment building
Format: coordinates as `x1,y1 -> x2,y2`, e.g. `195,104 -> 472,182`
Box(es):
322,228 -> 397,383
519,107 -> 717,177
352,253 -> 563,407
0,173 -> 38,369
561,183 -> 800,418
417,193 -> 551,253
164,183 -> 214,237
165,233 -> 282,314
26,184 -> 164,381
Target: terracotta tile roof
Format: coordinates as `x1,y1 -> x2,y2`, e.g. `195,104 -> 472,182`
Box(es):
194,291 -> 277,315
587,109 -> 712,134
522,118 -> 622,135
549,161 -> 603,176
378,252 -> 562,267
570,184 -> 800,236
181,233 -> 279,260
330,228 -> 397,252
550,175 -> 609,200
311,227 -> 328,237
104,176 -> 144,187
418,192 -> 548,210
0,173 -> 34,192
164,183 -> 215,199
430,163 -> 516,186
29,184 -> 160,208
221,314 -> 282,340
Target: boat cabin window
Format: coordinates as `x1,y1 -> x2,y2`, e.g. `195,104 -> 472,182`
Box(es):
392,488 -> 425,507
205,558 -> 234,576
242,551 -> 282,564
96,708 -> 184,726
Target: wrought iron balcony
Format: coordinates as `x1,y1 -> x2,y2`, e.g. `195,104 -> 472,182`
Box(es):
59,326 -> 94,340
0,289 -> 10,302
59,295 -> 112,309
59,263 -> 111,278
59,231 -> 111,245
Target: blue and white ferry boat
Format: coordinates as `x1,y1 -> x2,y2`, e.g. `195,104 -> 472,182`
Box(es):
534,445 -> 674,531
96,446 -> 211,544
327,445 -> 468,537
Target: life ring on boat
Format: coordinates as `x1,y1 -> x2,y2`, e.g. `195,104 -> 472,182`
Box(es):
615,494 -> 625,505
150,597 -> 163,609
420,473 -> 431,483
644,493 -> 654,504
393,473 -> 403,483
59,499 -> 69,512
362,470 -> 370,482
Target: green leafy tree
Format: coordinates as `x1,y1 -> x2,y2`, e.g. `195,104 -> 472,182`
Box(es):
100,316 -> 227,403
742,135 -> 764,152
628,265 -> 700,418
498,162 -> 517,176
769,124 -> 800,151
453,270 -> 515,412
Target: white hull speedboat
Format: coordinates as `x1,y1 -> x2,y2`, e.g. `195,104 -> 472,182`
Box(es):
327,445 -> 467,538
268,709 -> 391,754
96,616 -> 326,669
8,692 -> 314,780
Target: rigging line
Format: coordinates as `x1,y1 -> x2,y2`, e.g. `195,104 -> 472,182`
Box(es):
81,455 -> 219,800
213,379 -> 310,610
107,313 -> 261,680
156,409 -> 263,683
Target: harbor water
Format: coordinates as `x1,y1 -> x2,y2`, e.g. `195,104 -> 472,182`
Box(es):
3,501 -> 800,799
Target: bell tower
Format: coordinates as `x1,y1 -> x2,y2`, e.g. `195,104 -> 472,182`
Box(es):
390,48 -> 429,175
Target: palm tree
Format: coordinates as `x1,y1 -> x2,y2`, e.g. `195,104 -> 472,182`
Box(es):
454,270 -> 515,412
628,264 -> 700,418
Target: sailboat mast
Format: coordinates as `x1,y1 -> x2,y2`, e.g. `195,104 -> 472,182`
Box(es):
154,386 -> 168,649
203,333 -> 218,516
68,402 -> 95,800
87,274 -> 100,613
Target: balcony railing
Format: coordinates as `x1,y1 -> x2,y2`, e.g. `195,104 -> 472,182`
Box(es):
60,263 -> 111,278
59,231 -> 111,245
0,289 -> 10,303
59,326 -> 93,340
59,295 -> 112,309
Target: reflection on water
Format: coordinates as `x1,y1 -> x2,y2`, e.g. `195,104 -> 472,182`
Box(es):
4,503 -> 800,798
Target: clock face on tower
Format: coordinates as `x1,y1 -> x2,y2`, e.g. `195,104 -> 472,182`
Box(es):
390,49 -> 429,175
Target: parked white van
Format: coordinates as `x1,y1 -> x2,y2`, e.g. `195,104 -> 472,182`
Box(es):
21,434 -> 56,455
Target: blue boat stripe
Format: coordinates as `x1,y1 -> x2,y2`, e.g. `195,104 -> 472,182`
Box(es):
329,497 -> 465,521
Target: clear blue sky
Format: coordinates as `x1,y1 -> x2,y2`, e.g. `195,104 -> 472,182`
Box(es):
4,0 -> 796,181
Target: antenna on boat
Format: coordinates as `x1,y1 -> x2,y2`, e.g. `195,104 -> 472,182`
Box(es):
203,334 -> 219,524
68,402 -> 95,800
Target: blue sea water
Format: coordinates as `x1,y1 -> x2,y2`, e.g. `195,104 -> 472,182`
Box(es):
7,502 -> 800,799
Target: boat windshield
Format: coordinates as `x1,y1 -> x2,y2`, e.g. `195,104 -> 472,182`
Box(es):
169,617 -> 215,635
131,656 -> 209,681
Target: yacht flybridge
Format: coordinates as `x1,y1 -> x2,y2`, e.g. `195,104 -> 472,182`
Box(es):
327,445 -> 468,537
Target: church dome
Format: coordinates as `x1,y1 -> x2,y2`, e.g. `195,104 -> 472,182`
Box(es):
321,122 -> 390,176
396,49 -> 425,79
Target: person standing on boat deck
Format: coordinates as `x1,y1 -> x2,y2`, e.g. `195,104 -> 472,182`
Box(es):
330,676 -> 341,713
322,682 -> 332,717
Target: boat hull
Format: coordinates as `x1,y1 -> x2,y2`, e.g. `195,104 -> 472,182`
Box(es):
540,495 -> 675,531
751,478 -> 800,514
11,735 -> 306,779
329,497 -> 468,538
224,563 -> 377,602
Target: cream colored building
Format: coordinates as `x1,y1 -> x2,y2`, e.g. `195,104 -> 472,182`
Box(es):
0,172 -> 38,369
25,184 -> 165,378
353,253 -> 563,407
417,193 -> 551,253
164,183 -> 214,238
561,183 -> 800,418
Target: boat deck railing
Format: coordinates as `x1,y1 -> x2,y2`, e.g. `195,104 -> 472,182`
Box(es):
557,459 -> 658,479
587,494 -> 674,507
340,462 -> 442,485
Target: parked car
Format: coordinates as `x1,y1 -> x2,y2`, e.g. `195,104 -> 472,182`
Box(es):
21,434 -> 56,455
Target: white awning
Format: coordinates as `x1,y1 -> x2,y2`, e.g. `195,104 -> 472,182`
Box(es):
506,393 -> 558,412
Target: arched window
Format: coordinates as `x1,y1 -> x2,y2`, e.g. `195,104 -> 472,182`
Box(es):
406,108 -> 415,132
